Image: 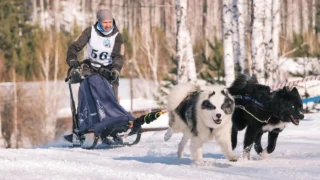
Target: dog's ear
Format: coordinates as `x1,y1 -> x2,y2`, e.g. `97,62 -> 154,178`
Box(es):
291,87 -> 299,94
221,89 -> 228,96
282,86 -> 288,93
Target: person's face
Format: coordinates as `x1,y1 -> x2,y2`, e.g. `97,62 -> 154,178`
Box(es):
101,20 -> 113,31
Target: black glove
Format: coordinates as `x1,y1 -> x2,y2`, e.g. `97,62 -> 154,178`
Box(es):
69,59 -> 80,68
110,68 -> 120,82
98,67 -> 112,80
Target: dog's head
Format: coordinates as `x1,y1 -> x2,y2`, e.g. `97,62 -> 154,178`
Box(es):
271,87 -> 304,125
199,87 -> 235,128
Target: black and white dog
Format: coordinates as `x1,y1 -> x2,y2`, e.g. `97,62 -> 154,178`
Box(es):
164,83 -> 238,163
228,74 -> 304,159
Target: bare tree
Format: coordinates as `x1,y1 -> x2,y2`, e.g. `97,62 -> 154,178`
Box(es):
264,0 -> 273,85
232,0 -> 240,70
238,0 -> 248,73
175,0 -> 197,84
312,0 -> 316,35
39,0 -> 47,30
251,0 -> 265,84
223,0 -> 235,86
12,69 -> 18,148
286,0 -> 293,40
301,0 -> 309,34
272,0 -> 281,84
292,0 -> 301,34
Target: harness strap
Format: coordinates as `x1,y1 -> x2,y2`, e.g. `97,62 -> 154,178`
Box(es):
236,105 -> 271,124
234,95 -> 264,107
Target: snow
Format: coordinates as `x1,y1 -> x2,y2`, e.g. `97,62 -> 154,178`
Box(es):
1,113 -> 320,180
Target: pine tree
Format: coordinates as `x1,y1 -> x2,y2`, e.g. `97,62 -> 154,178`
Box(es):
200,39 -> 225,85
0,0 -> 37,81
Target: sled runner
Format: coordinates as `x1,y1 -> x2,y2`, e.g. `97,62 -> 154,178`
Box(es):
64,60 -> 166,149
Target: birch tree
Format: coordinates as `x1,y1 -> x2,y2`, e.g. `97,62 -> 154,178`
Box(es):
312,0 -> 316,35
232,0 -> 240,70
264,0 -> 273,85
39,0 -> 46,30
251,0 -> 265,84
302,0 -> 309,34
223,0 -> 235,86
238,0 -> 248,73
286,0 -> 293,40
175,0 -> 197,84
272,0 -> 280,84
292,0 -> 301,34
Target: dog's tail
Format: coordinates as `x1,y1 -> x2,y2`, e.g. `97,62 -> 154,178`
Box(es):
167,83 -> 197,111
227,74 -> 258,95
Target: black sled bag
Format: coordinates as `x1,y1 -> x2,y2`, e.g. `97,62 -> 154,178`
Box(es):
77,74 -> 135,136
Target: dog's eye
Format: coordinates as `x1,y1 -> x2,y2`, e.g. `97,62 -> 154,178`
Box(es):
291,105 -> 295,109
201,100 -> 216,110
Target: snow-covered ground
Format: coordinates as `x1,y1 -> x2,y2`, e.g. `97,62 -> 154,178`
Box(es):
0,113 -> 320,180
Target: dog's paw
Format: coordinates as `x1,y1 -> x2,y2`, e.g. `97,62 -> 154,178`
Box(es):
228,156 -> 238,162
164,128 -> 172,141
259,149 -> 269,159
241,152 -> 250,160
193,160 -> 205,166
177,151 -> 184,158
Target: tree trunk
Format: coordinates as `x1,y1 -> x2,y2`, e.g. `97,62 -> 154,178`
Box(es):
301,0 -> 309,34
32,0 -> 38,24
223,0 -> 235,86
293,0 -> 301,34
176,0 -> 197,84
232,0 -> 240,71
39,0 -> 46,29
312,0 -> 316,35
264,0 -> 273,85
251,0 -> 265,84
53,0 -> 60,142
272,0 -> 280,84
238,0 -> 248,73
286,0 -> 293,40
12,69 -> 18,148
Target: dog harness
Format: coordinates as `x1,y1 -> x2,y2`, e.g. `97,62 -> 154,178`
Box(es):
234,95 -> 264,107
234,95 -> 272,124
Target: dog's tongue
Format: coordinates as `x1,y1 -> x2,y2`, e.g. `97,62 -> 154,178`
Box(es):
290,115 -> 299,125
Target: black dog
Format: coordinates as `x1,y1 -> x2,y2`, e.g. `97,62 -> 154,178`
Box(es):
228,74 -> 304,159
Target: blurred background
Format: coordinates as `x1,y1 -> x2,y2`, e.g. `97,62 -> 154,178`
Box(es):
0,0 -> 319,148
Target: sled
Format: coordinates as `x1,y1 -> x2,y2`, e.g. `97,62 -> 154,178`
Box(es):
64,60 -> 166,149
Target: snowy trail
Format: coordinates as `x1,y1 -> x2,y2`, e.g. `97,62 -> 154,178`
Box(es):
0,113 -> 320,180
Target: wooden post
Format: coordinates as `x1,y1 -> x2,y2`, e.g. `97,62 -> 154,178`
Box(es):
0,104 -> 4,147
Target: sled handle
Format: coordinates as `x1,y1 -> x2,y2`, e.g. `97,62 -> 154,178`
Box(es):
65,60 -> 110,82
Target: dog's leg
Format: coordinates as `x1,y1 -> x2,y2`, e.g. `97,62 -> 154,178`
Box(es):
164,127 -> 173,141
254,132 -> 264,154
177,133 -> 189,158
216,129 -> 238,162
259,131 -> 279,159
231,125 -> 238,150
242,126 -> 258,160
190,136 -> 203,163
267,131 -> 279,153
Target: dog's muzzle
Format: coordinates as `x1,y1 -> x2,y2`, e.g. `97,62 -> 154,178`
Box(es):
212,117 -> 222,124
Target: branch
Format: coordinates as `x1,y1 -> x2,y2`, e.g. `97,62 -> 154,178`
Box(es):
280,42 -> 307,58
